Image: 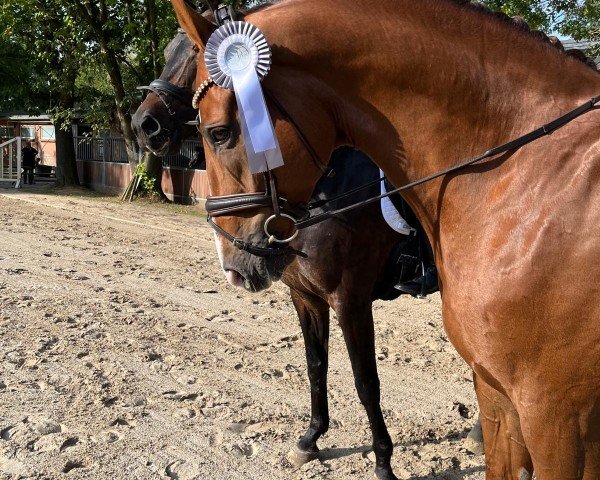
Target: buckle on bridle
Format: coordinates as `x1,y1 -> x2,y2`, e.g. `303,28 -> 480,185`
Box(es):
214,4 -> 235,25
264,214 -> 299,245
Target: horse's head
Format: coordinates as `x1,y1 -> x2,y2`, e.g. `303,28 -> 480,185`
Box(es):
132,29 -> 199,156
171,1 -> 337,292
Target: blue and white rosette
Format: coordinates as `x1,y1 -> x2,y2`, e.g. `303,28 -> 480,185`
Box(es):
205,21 -> 284,174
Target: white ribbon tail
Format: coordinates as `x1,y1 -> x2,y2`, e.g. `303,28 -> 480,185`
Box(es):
231,66 -> 283,174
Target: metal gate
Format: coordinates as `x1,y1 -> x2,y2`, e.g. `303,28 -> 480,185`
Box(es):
0,137 -> 22,188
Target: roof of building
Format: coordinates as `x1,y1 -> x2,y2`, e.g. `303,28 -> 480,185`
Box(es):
561,39 -> 600,67
562,39 -> 597,50
0,112 -> 52,122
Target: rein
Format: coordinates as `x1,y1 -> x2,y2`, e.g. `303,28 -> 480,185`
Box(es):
202,88 -> 599,257
298,94 -> 600,229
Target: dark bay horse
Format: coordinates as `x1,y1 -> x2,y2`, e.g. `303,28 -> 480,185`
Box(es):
171,0 -> 600,478
132,29 -> 443,480
132,30 -> 199,156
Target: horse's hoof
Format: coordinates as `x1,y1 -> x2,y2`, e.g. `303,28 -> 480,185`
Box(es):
464,436 -> 484,455
465,418 -> 484,455
287,445 -> 319,467
374,468 -> 399,480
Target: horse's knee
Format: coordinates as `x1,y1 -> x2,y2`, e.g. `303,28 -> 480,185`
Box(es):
520,410 -> 586,480
475,375 -> 533,479
354,377 -> 381,406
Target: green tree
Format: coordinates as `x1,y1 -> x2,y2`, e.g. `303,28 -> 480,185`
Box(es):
69,0 -> 179,200
1,0 -> 179,193
1,0 -> 83,185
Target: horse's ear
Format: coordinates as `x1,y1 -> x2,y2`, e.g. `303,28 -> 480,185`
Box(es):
170,0 -> 215,49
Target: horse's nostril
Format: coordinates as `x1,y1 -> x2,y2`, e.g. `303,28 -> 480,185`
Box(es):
140,116 -> 160,136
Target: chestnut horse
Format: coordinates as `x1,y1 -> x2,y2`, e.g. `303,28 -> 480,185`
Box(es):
171,0 -> 600,478
132,29 -> 447,480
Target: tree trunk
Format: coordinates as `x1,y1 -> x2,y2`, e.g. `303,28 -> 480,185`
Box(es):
54,125 -> 79,186
54,64 -> 79,187
144,0 -> 160,78
101,48 -> 138,168
121,152 -> 168,201
71,1 -> 139,168
144,152 -> 168,200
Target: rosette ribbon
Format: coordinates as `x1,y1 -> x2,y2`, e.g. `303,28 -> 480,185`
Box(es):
205,21 -> 284,174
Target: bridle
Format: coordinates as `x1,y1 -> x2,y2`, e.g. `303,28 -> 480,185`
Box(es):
206,170 -> 309,257
197,75 -> 600,258
137,59 -> 326,258
137,79 -> 195,117
196,75 -> 336,259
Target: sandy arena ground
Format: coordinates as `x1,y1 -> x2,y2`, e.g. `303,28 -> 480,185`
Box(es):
0,188 -> 484,480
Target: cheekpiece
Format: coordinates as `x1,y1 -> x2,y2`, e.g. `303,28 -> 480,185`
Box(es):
204,21 -> 272,90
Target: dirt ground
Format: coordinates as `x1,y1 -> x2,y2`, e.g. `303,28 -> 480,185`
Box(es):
0,188 -> 485,480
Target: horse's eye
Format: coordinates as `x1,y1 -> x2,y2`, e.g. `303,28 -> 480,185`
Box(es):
209,127 -> 231,144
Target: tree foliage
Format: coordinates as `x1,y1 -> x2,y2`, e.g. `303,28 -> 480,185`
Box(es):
482,0 -> 600,56
0,0 -> 178,132
1,0 -> 597,186
1,0 -> 82,114
1,0 -> 179,187
67,0 -> 178,131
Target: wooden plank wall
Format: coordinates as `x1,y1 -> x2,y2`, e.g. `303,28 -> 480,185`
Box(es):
77,160 -> 209,202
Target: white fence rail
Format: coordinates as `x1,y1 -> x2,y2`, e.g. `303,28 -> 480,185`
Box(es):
0,137 -> 22,188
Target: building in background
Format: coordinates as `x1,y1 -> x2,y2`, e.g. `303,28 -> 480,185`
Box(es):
561,39 -> 599,68
0,113 -> 57,166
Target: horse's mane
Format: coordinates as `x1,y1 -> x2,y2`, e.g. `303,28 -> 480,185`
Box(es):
242,0 -> 597,72
452,1 -> 598,71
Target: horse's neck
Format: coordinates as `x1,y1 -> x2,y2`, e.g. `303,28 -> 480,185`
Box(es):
256,0 -> 600,234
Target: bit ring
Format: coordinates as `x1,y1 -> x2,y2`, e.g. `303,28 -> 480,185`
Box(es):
264,214 -> 299,245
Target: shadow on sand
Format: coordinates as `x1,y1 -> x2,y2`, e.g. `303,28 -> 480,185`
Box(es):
315,427 -> 484,479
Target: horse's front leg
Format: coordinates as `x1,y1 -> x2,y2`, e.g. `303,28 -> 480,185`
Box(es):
336,298 -> 397,480
288,288 -> 331,466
